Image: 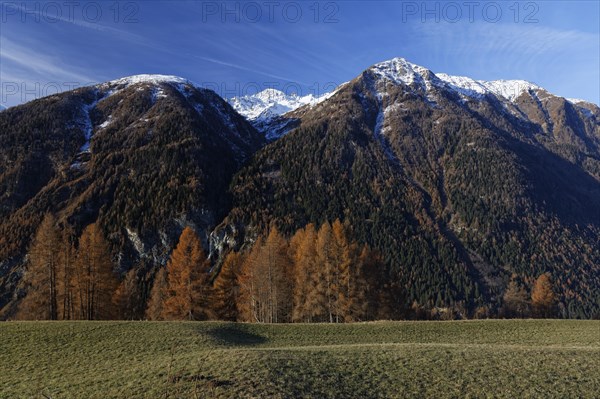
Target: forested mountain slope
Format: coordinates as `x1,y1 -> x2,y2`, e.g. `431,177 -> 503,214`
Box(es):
219,58 -> 600,317
0,75 -> 264,309
1,59 -> 599,318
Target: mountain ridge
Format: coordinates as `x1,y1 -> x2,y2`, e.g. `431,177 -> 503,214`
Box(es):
1,57 -> 599,318
227,58 -> 597,142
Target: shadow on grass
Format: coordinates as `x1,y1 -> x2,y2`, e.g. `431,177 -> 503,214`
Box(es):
169,373 -> 233,388
206,324 -> 268,347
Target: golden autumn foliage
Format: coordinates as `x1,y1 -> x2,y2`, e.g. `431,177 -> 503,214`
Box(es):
531,273 -> 556,318
238,228 -> 293,323
146,267 -> 167,321
18,218 -> 117,321
161,227 -> 212,321
212,251 -> 243,321
72,223 -> 118,320
112,268 -> 143,320
502,278 -> 530,318
290,223 -> 319,322
212,220 -> 385,324
18,214 -> 61,320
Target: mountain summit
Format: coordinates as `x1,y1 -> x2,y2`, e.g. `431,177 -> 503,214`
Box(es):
368,57 -> 544,102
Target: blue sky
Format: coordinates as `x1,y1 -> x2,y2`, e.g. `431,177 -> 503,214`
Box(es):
1,1 -> 598,107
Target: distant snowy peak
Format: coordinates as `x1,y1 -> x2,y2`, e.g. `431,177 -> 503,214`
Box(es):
229,88 -> 333,122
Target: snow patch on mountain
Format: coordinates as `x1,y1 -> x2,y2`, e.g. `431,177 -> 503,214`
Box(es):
152,87 -> 168,102
567,98 -> 593,105
79,100 -> 99,153
99,115 -> 113,129
373,103 -> 400,163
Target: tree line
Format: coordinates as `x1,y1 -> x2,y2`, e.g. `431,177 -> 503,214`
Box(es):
17,215 -> 558,321
145,220 -> 397,322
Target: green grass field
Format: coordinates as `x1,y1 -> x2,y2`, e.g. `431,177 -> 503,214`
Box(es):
1,320 -> 599,398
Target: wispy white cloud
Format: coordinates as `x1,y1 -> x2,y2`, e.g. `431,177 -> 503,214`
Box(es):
0,36 -> 95,83
405,22 -> 599,103
410,22 -> 598,78
191,54 -> 311,85
6,3 -> 146,44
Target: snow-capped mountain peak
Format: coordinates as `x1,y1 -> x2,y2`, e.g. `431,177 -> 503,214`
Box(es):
369,57 -> 435,88
98,74 -> 199,100
367,58 -> 543,103
96,74 -> 204,102
483,79 -> 541,101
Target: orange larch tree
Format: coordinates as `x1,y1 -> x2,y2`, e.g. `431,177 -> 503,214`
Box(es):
146,267 -> 167,320
18,213 -> 61,320
161,227 -> 212,321
531,273 -> 557,318
290,223 -> 319,322
112,268 -> 143,320
212,251 -> 243,321
58,227 -> 77,320
237,228 -> 293,323
502,277 -> 530,318
72,223 -> 118,320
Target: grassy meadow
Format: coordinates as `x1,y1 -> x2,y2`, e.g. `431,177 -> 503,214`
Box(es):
1,320 -> 599,398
